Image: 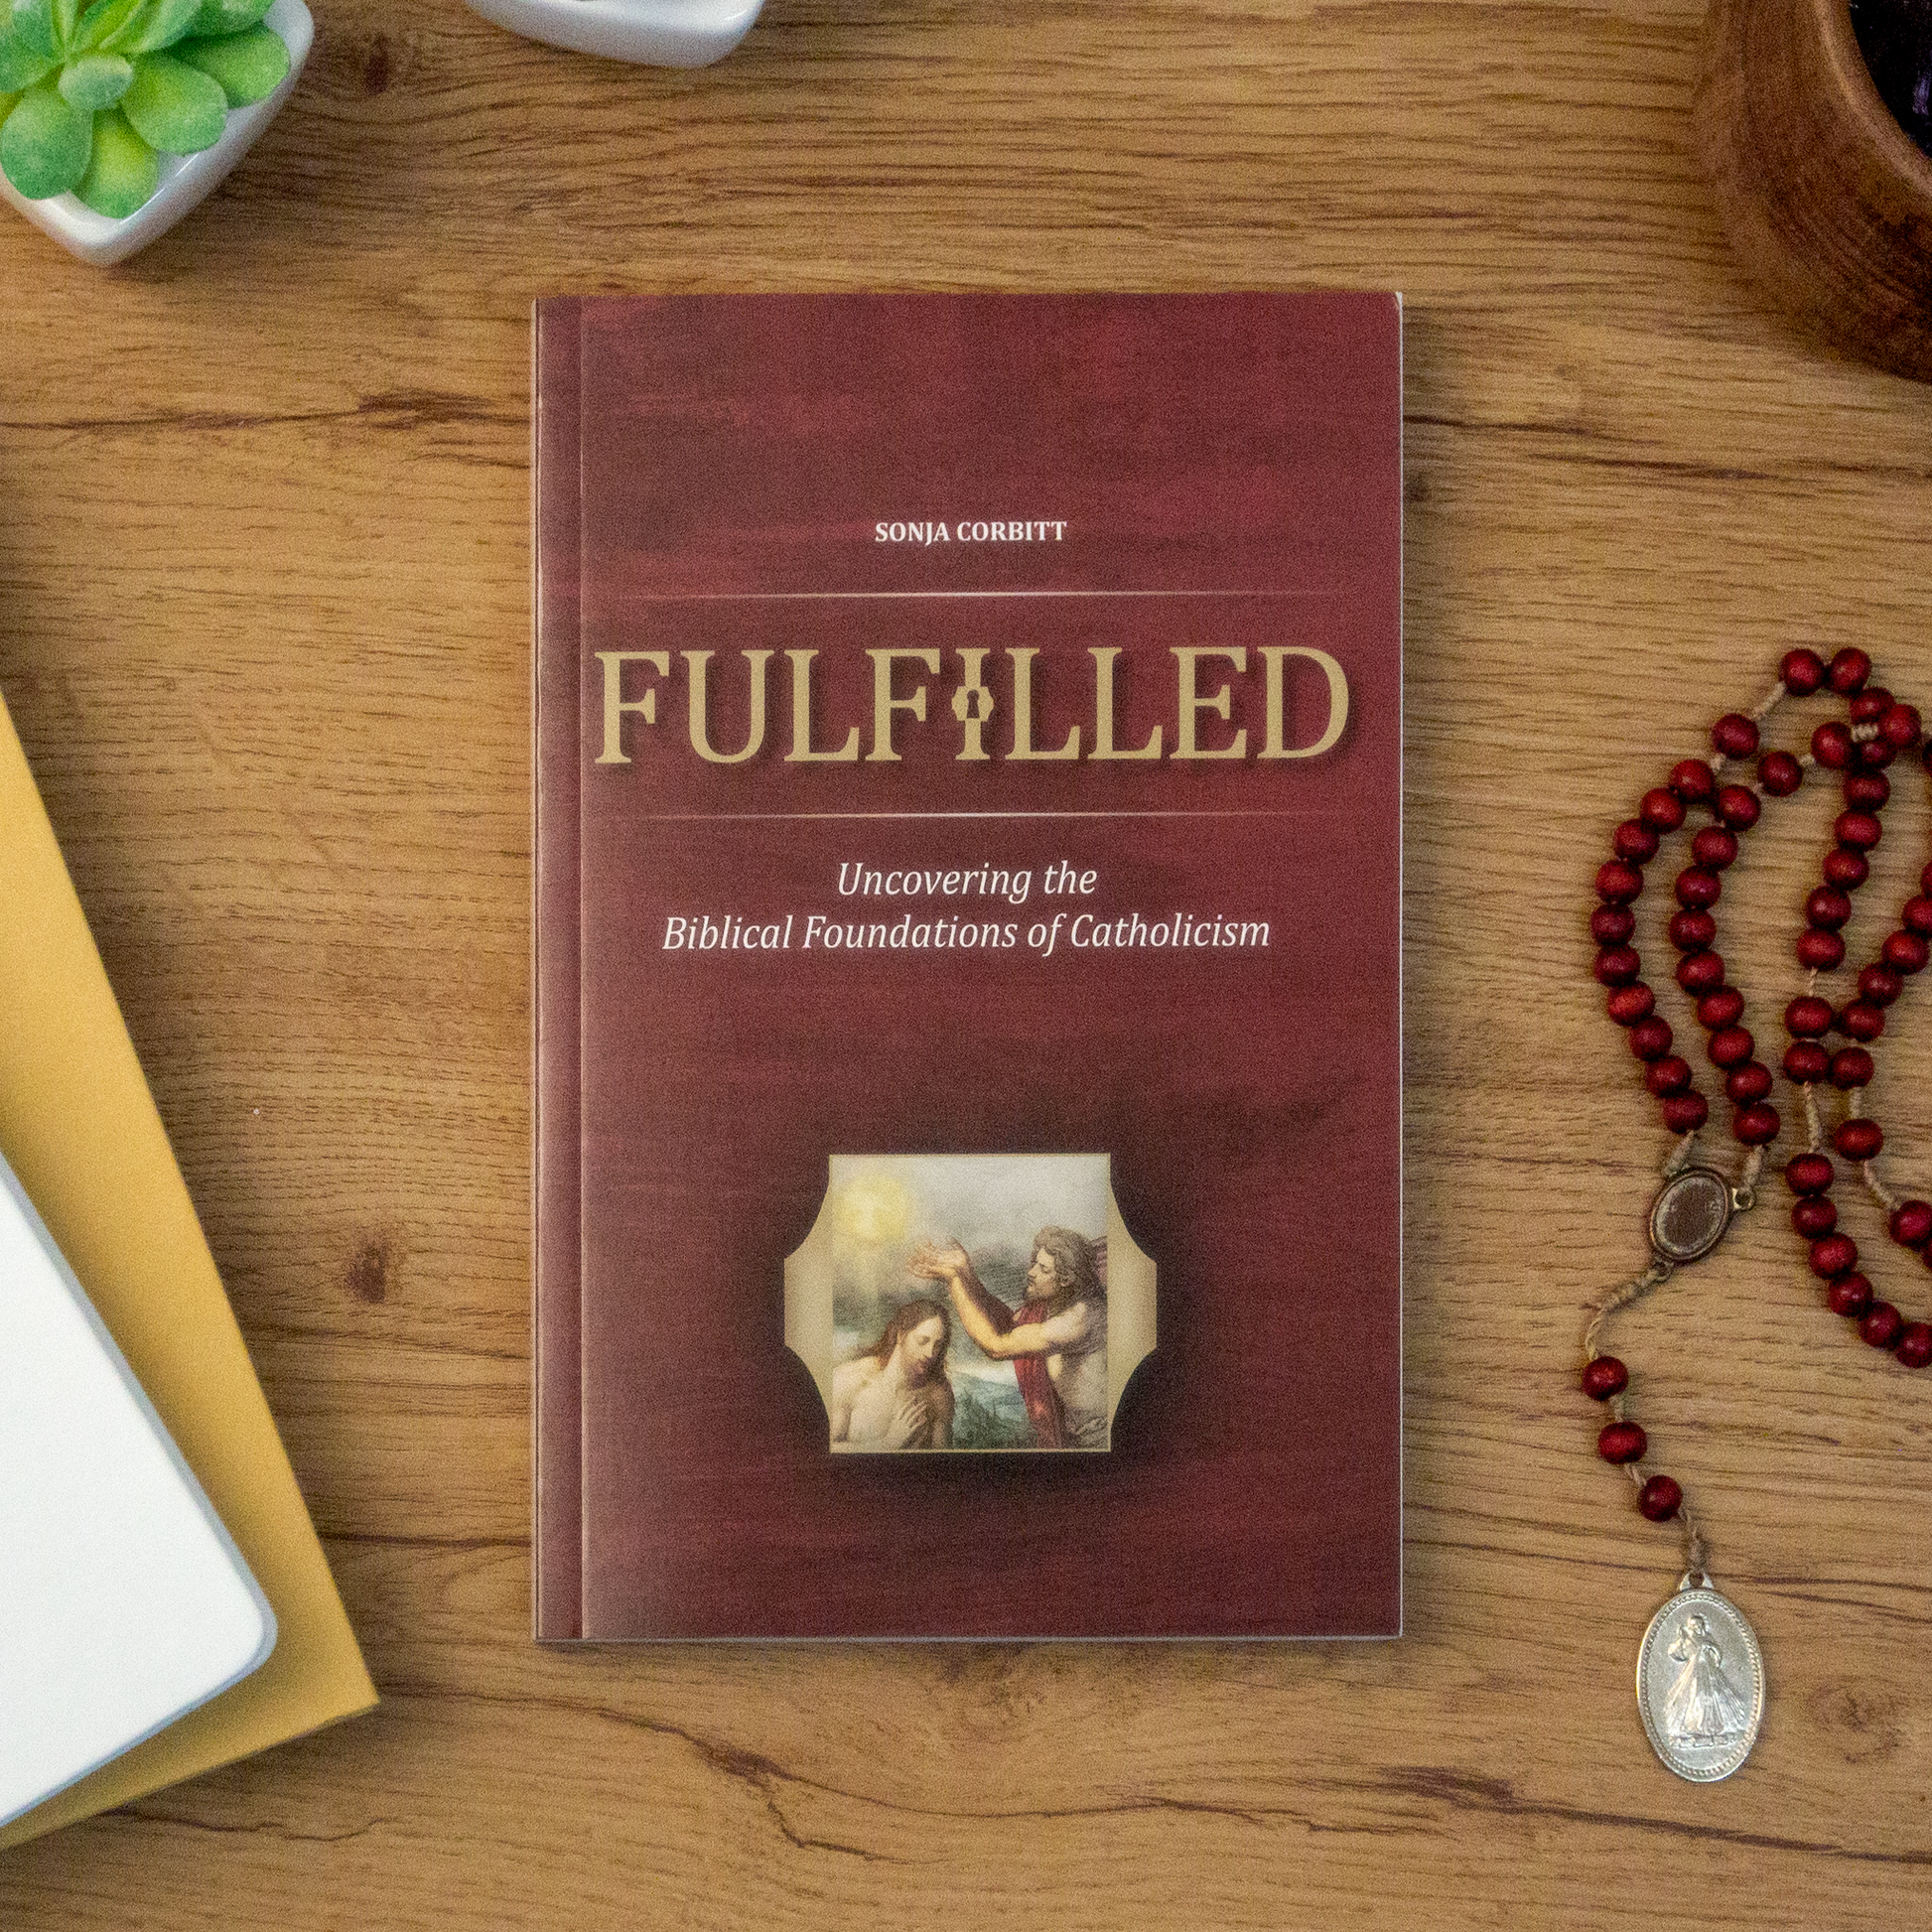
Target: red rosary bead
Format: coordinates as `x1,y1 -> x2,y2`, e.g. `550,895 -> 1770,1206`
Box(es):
1781,646 -> 1827,694
1829,646 -> 1872,693
1786,995 -> 1833,1036
1840,1002 -> 1885,1042
1639,786 -> 1687,832
1861,1303 -> 1905,1349
1881,702 -> 1922,749
1835,1118 -> 1883,1161
1661,1092 -> 1709,1133
1797,929 -> 1847,970
1669,910 -> 1717,951
1692,827 -> 1738,870
1596,860 -> 1643,903
1638,1474 -> 1683,1522
1708,1025 -> 1754,1068
1786,1151 -> 1835,1194
1725,1061 -> 1772,1103
1859,963 -> 1902,1006
1606,984 -> 1655,1026
1644,1055 -> 1694,1097
1594,946 -> 1642,986
1716,785 -> 1761,831
1676,869 -> 1722,910
1783,1040 -> 1831,1082
1581,1356 -> 1627,1400
1899,1323 -> 1932,1369
1697,987 -> 1744,1030
1810,1232 -> 1860,1278
1806,887 -> 1852,930
1669,759 -> 1717,804
1613,819 -> 1660,863
1903,897 -> 1932,937
1836,810 -> 1882,850
1830,1046 -> 1875,1088
1677,950 -> 1725,994
1733,1102 -> 1780,1145
1860,735 -> 1898,769
1890,1199 -> 1932,1248
1825,846 -> 1869,888
1793,1197 -> 1839,1238
1844,769 -> 1891,810
1882,931 -> 1930,974
1850,686 -> 1893,725
1828,1274 -> 1873,1317
1758,750 -> 1804,795
1597,1421 -> 1647,1463
1812,720 -> 1855,767
1628,1017 -> 1674,1061
1712,713 -> 1759,758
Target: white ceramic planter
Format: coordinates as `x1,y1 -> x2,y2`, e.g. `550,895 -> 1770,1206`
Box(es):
0,0 -> 314,268
464,0 -> 764,68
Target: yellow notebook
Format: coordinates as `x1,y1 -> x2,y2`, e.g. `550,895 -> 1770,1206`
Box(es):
0,694 -> 375,1851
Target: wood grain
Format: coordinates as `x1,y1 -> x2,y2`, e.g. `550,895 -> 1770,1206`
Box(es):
4,0 -> 1932,1924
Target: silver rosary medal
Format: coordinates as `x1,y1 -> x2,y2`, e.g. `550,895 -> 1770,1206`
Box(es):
1636,1575 -> 1764,1782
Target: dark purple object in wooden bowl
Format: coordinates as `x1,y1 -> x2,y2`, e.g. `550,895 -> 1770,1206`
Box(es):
1696,0 -> 1932,379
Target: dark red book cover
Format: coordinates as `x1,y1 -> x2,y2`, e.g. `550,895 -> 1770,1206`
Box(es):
534,293 -> 1403,1639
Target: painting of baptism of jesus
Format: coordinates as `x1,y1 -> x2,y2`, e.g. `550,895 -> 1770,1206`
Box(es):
783,1154 -> 1157,1452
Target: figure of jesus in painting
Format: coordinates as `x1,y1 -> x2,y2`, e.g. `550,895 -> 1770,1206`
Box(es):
831,1299 -> 955,1449
910,1228 -> 1108,1449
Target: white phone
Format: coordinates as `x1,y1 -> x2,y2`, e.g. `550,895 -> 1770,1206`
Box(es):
0,1153 -> 276,1829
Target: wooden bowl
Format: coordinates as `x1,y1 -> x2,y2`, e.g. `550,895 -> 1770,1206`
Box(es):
1697,0 -> 1932,379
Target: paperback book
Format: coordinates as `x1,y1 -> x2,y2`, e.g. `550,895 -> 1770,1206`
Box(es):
534,292 -> 1403,1639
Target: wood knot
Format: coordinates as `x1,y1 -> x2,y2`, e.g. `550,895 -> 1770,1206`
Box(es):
345,1233 -> 400,1305
1808,1680 -> 1902,1764
362,33 -> 393,96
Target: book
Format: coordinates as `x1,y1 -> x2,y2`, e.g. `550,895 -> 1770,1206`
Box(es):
0,695 -> 375,1850
534,293 -> 1403,1640
0,1150 -> 276,1829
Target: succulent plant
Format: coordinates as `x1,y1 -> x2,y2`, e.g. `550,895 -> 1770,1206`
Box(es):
0,0 -> 290,218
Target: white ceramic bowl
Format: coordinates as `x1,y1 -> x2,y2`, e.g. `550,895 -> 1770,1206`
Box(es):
463,0 -> 765,68
0,0 -> 314,268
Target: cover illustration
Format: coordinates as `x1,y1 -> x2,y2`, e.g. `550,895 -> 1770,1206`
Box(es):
535,293 -> 1403,1639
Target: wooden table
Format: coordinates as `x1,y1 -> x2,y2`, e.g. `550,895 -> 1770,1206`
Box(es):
5,2 -> 1931,1925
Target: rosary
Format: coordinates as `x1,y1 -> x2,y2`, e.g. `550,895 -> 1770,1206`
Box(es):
1585,645 -> 1930,1782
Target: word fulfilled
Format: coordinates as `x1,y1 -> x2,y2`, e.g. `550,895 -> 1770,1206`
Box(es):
594,646 -> 1349,767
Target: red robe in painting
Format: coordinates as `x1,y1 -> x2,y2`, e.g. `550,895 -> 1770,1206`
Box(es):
1004,1300 -> 1066,1449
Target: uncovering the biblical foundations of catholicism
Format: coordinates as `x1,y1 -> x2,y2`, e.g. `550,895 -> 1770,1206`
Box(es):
534,293 -> 1403,1640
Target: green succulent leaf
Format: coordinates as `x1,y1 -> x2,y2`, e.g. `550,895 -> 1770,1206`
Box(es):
0,74 -> 91,196
0,29 -> 55,88
51,0 -> 77,47
73,99 -> 151,210
73,0 -> 143,52
107,0 -> 200,55
119,45 -> 222,150
58,48 -> 129,107
174,20 -> 279,104
188,0 -> 270,36
10,0 -> 58,63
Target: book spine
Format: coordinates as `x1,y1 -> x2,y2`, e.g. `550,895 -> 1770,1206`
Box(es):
532,297 -> 585,1639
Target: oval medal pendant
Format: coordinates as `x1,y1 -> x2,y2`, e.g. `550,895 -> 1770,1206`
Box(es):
1647,1167 -> 1735,1266
1636,1576 -> 1764,1781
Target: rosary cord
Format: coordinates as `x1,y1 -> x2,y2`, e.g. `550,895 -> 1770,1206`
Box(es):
1584,1238 -> 1718,1575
